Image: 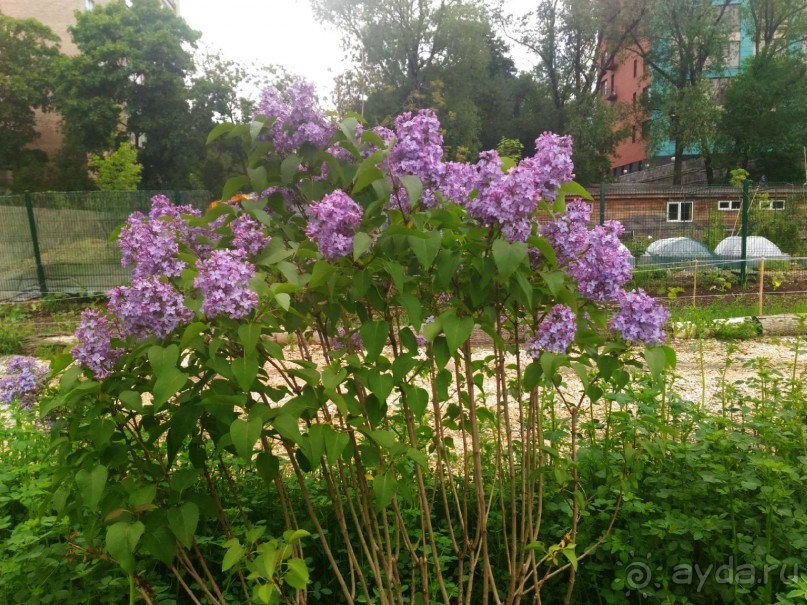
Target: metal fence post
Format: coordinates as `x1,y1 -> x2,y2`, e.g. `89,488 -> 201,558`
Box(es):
599,183 -> 605,225
24,191 -> 48,296
740,179 -> 749,285
174,190 -> 181,204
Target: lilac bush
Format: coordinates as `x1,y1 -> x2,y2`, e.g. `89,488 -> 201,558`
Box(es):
50,80 -> 674,605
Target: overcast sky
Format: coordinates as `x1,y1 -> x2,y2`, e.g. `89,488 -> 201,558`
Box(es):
180,0 -> 537,100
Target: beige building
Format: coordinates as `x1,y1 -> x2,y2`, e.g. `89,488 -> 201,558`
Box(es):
0,0 -> 180,157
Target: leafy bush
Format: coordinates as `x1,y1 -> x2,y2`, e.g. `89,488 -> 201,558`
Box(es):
34,82 -> 675,604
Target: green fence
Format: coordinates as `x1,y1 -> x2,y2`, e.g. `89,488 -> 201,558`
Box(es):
2,184 -> 807,301
0,191 -> 212,300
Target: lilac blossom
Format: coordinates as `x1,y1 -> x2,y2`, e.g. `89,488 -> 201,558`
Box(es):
610,289 -> 670,345
0,356 -> 49,411
525,305 -> 577,357
445,134 -> 574,242
254,79 -> 334,154
119,211 -> 185,279
72,308 -> 124,379
109,278 -> 193,340
332,327 -> 363,351
195,249 -> 258,319
389,110 -> 444,209
305,190 -> 363,260
232,215 -> 271,256
542,201 -> 632,301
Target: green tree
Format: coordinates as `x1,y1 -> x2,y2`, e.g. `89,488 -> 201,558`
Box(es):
719,54 -> 807,181
0,14 -> 61,172
633,0 -> 734,183
503,0 -> 642,180
57,0 -> 199,188
89,142 -> 143,190
317,0 -> 525,157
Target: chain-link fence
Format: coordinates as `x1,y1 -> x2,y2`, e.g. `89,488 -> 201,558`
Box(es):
590,181 -> 807,307
2,184 -> 806,304
0,191 -> 212,300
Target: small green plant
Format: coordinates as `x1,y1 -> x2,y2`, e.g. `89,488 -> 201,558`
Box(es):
88,142 -> 143,191
0,323 -> 23,355
711,319 -> 760,340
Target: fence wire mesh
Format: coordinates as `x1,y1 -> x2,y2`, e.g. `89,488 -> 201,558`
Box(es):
0,191 -> 212,300
1,184 -> 807,304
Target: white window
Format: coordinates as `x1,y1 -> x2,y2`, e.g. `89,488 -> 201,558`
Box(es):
760,199 -> 785,210
85,0 -> 95,9
718,200 -> 741,210
667,201 -> 694,222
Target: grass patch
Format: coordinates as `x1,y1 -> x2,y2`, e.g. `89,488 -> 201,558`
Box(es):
668,296 -> 807,323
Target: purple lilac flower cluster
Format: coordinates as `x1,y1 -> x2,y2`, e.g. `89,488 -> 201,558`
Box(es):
609,289 -> 670,345
332,327 -> 363,351
525,305 -> 577,357
194,250 -> 258,319
389,110 -> 444,209
72,308 -> 123,379
305,190 -> 363,260
542,200 -> 633,302
0,356 -> 49,411
109,278 -> 193,339
119,195 -> 209,279
438,134 -> 575,241
231,215 -> 271,256
255,79 -> 333,154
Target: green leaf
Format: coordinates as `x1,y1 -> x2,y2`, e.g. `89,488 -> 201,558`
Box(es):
402,385 -> 429,419
148,344 -> 180,375
541,271 -> 566,297
141,525 -> 176,565
359,320 -> 389,362
222,541 -> 245,572
557,181 -> 593,201
129,485 -> 156,509
353,166 -> 383,194
75,464 -> 107,509
281,153 -> 300,185
255,452 -> 280,485
106,521 -> 144,575
399,175 -> 422,206
206,122 -> 235,145
153,369 -> 188,409
441,312 -> 474,353
529,235 -> 558,266
285,558 -> 310,589
232,356 -> 259,392
248,165 -> 268,192
395,293 -> 422,329
492,239 -> 528,279
353,232 -> 373,260
119,390 -> 143,413
309,260 -> 336,288
238,324 -> 261,355
368,373 -> 394,402
167,503 -> 199,549
407,231 -> 442,270
373,471 -> 397,511
230,417 -> 262,460
221,175 -> 250,203
644,346 -> 671,381
562,545 -> 579,571
523,361 -> 543,391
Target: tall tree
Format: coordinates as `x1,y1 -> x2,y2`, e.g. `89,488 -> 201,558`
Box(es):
745,0 -> 807,59
316,0 -> 526,158
57,0 -> 199,187
500,0 -> 643,180
0,14 -> 61,172
633,0 -> 733,183
720,53 -> 807,181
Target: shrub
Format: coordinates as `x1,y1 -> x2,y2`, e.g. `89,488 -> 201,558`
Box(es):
39,81 -> 673,604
